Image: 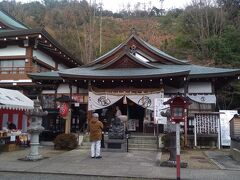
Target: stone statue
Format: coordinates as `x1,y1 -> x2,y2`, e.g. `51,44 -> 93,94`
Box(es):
108,117 -> 125,139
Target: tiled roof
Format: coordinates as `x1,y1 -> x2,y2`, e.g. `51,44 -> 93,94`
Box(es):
56,64 -> 239,79
28,33 -> 240,80
28,71 -> 61,80
0,28 -> 83,66
0,9 -> 29,29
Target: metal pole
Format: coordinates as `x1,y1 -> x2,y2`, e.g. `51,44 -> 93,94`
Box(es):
184,115 -> 188,147
194,118 -> 197,147
126,134 -> 129,152
176,123 -> 181,180
218,117 -> 221,149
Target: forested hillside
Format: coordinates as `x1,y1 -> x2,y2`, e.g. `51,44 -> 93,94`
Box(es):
1,0 -> 240,109
1,0 -> 239,66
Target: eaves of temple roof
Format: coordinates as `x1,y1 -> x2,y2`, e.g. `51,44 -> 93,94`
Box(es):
0,27 -> 83,66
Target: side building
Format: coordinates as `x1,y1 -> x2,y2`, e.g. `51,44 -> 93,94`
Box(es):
0,9 -> 83,136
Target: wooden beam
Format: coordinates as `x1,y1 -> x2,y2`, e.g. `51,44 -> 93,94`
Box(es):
0,55 -> 26,60
26,46 -> 33,67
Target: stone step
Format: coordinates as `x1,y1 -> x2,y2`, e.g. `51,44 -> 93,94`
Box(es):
128,139 -> 157,144
128,143 -> 157,149
130,135 -> 156,139
127,135 -> 158,151
128,135 -> 157,141
128,147 -> 158,152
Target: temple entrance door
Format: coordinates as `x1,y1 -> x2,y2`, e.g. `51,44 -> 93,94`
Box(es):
127,101 -> 145,132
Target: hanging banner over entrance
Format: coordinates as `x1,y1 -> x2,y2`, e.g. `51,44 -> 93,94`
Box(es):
127,93 -> 164,110
88,91 -> 164,111
88,92 -> 122,111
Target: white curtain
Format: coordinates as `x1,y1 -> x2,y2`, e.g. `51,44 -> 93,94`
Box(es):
88,92 -> 123,110
88,91 -> 164,111
187,94 -> 216,104
127,93 -> 164,110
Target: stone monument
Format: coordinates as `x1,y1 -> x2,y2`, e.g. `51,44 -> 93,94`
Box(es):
108,117 -> 125,139
25,99 -> 48,161
105,117 -> 126,152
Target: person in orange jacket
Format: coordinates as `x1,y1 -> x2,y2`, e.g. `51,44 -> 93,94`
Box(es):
89,113 -> 103,158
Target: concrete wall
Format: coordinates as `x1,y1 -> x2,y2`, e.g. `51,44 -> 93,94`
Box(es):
0,45 -> 26,56
164,86 -> 184,94
33,50 -> 55,68
188,82 -> 212,93
165,82 -> 212,94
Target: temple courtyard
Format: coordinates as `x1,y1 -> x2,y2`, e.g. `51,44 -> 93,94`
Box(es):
0,146 -> 240,180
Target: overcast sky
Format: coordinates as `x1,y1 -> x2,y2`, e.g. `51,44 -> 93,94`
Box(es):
14,0 -> 192,12
100,0 -> 192,12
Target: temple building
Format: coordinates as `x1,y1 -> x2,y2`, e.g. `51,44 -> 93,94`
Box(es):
0,9 -> 82,135
29,32 -> 240,146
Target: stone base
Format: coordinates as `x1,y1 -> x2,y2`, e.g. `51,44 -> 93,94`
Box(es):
19,155 -> 48,161
103,138 -> 126,152
230,148 -> 240,161
160,160 -> 188,168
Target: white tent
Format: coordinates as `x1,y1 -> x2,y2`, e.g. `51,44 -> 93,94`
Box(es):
0,88 -> 34,110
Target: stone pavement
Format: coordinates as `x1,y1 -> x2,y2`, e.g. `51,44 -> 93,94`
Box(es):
0,147 -> 240,180
204,150 -> 240,171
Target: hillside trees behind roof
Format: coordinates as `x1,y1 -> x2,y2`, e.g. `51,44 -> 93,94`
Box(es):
0,0 -> 239,67
161,0 -> 240,67
0,0 -> 170,64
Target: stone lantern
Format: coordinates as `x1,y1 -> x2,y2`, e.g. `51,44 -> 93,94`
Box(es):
25,99 -> 48,161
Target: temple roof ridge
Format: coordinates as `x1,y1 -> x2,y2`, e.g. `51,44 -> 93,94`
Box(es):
94,50 -> 159,70
84,32 -> 189,68
131,34 -> 188,65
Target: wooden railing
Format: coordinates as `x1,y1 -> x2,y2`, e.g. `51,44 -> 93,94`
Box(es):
0,66 -> 50,74
0,66 -> 35,74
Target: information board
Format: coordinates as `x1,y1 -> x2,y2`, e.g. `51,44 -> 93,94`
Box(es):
154,98 -> 169,124
219,110 -> 238,146
127,119 -> 136,131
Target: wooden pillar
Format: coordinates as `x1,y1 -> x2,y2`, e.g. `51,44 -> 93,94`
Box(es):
18,111 -> 23,129
25,47 -> 33,72
87,81 -> 92,126
64,109 -> 71,134
54,85 -> 58,109
65,83 -> 72,134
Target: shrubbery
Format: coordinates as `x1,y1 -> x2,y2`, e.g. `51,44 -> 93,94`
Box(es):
53,133 -> 78,150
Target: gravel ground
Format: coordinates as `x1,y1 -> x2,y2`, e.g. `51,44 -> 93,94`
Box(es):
161,149 -> 219,169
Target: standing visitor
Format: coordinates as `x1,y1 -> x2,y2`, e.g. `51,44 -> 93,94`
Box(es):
115,106 -> 122,117
89,113 -> 103,159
